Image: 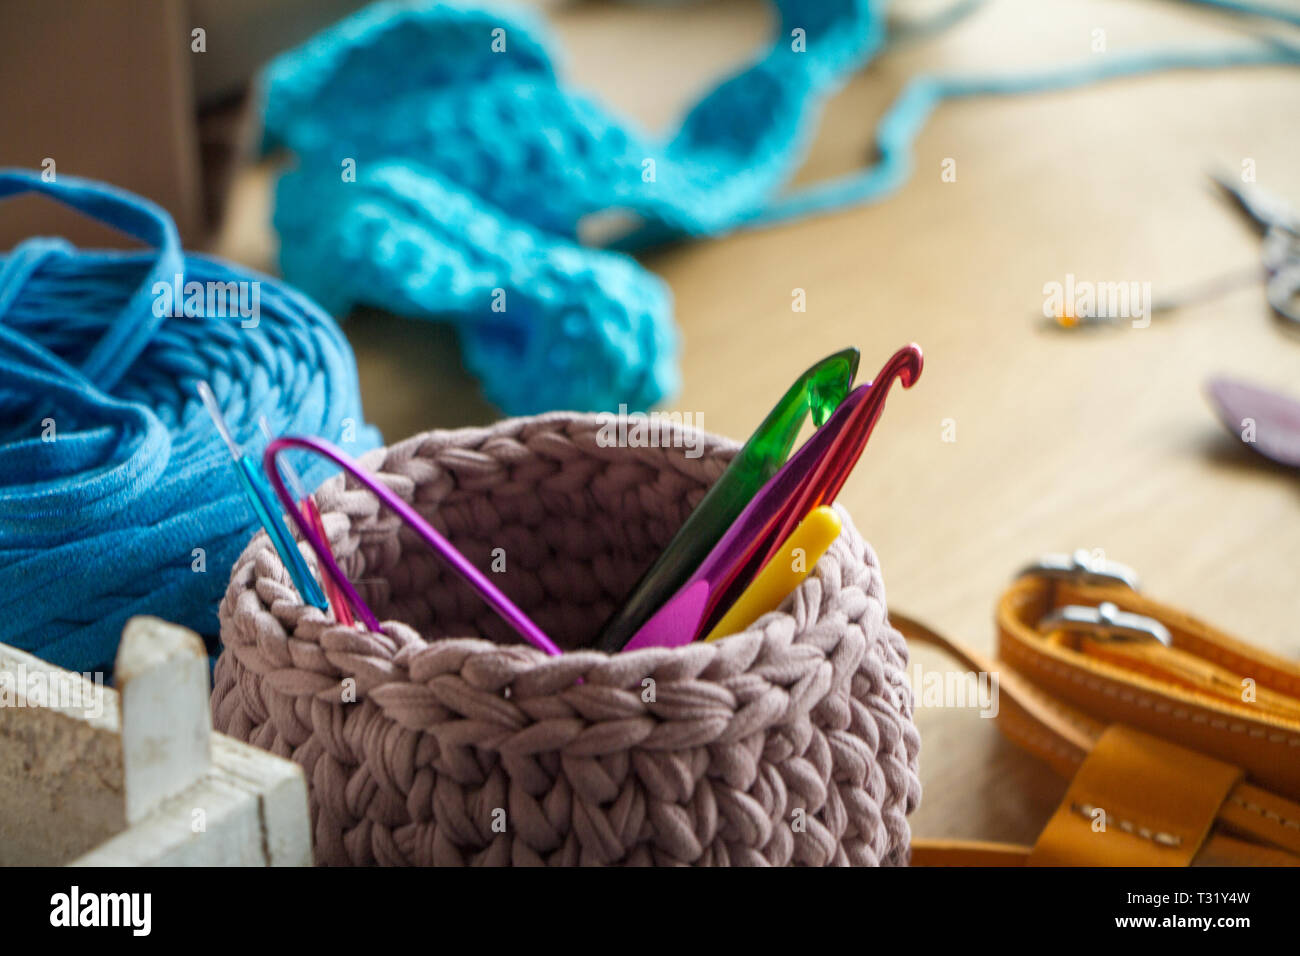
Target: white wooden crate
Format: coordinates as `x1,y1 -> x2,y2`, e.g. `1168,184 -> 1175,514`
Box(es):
0,616 -> 310,866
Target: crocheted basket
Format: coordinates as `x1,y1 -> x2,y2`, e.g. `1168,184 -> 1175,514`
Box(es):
211,413 -> 920,865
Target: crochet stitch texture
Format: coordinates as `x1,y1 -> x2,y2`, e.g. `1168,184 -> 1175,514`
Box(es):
263,0 -> 885,415
213,414 -> 921,865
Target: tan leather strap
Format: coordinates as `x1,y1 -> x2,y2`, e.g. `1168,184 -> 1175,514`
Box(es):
910,832 -> 1300,867
893,569 -> 1300,866
998,575 -> 1300,801
909,840 -> 1030,867
1027,725 -> 1240,866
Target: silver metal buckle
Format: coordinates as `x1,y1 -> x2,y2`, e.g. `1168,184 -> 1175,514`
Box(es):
1038,601 -> 1172,647
1018,550 -> 1141,591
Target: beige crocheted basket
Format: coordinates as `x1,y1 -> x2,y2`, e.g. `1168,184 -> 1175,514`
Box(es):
212,412 -> 920,865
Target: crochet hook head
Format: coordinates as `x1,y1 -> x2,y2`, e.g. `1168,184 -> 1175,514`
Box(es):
728,343 -> 922,619
593,346 -> 859,653
624,343 -> 923,651
811,342 -> 922,506
738,343 -> 922,581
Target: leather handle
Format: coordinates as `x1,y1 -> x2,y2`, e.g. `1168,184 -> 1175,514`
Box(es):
892,603 -> 1300,866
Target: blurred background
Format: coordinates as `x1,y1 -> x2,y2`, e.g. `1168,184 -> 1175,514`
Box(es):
3,0 -> 1299,845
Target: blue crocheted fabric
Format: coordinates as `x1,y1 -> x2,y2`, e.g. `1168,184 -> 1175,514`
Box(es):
263,0 -> 885,415
0,171 -> 380,675
263,0 -> 1300,416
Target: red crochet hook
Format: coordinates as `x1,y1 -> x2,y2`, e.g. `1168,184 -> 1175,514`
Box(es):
624,344 -> 922,651
755,343 -> 922,570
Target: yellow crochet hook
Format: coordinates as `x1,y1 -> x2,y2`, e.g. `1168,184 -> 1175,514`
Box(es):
704,505 -> 841,642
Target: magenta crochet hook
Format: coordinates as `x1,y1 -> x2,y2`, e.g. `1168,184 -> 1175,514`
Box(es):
623,344 -> 923,651
263,435 -> 563,656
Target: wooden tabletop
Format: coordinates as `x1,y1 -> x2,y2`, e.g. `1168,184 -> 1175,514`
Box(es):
212,0 -> 1300,847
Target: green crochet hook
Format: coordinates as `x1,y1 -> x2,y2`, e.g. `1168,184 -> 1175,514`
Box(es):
594,347 -> 859,653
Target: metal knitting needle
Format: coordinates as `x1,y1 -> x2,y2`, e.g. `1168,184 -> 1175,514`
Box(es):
197,380 -> 241,458
196,382 -> 328,610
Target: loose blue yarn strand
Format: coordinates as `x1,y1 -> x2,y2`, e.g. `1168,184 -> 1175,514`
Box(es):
748,38 -> 1300,229
0,170 -> 380,674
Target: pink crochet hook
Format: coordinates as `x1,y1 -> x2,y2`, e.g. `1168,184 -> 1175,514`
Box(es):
264,435 -> 563,656
623,344 -> 922,652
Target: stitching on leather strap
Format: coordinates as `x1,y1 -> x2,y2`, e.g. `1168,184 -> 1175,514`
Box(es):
1000,713 -> 1083,767
1003,638 -> 1300,749
1028,726 -> 1239,865
1069,802 -> 1182,847
1228,795 -> 1300,832
1012,676 -> 1103,741
1182,640 -> 1300,696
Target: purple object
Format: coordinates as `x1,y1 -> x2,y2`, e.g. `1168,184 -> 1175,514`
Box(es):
623,344 -> 923,652
1206,377 -> 1300,469
264,435 -> 563,656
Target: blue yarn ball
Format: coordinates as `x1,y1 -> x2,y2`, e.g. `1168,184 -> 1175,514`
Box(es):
0,170 -> 380,675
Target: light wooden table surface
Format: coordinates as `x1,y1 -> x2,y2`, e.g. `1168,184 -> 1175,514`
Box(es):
213,0 -> 1300,847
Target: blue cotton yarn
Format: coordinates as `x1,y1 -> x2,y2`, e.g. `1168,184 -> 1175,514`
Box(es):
262,0 -> 887,415
0,170 -> 380,674
262,0 -> 1300,417
275,162 -> 678,415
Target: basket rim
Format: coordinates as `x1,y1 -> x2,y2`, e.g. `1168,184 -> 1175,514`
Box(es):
219,414 -> 876,706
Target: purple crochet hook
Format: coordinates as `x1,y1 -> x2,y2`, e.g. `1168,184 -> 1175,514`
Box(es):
263,435 -> 563,656
623,344 -> 923,652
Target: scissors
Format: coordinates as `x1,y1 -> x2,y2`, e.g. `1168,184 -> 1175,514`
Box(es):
1213,172 -> 1300,325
